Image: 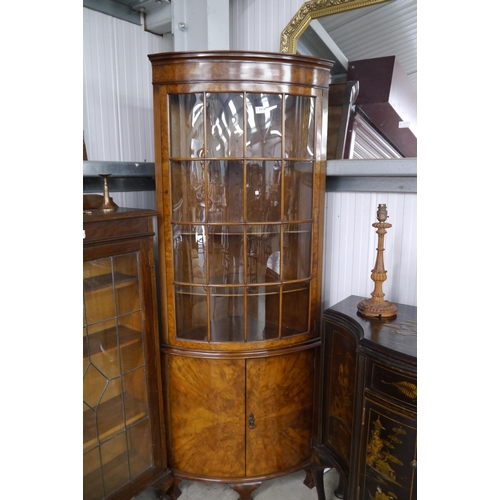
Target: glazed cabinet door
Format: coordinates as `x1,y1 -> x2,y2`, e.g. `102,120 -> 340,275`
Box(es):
245,349 -> 315,477
83,230 -> 166,500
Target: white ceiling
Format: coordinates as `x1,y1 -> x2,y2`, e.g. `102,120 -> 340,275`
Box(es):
298,0 -> 417,89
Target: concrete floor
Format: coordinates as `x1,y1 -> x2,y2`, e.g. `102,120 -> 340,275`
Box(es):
134,468 -> 340,500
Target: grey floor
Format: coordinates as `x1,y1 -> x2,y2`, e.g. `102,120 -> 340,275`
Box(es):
134,468 -> 340,500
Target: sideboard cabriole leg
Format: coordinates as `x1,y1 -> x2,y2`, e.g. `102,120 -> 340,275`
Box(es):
310,462 -> 326,500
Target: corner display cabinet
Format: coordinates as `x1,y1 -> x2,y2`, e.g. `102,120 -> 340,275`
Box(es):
148,51 -> 333,499
311,295 -> 417,500
83,207 -> 173,500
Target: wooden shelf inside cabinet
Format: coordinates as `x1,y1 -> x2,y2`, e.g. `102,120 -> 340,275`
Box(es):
83,393 -> 147,453
83,325 -> 142,361
83,272 -> 138,293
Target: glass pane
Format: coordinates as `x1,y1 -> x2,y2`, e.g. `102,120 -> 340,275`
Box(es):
247,284 -> 280,341
246,93 -> 282,158
247,224 -> 281,283
83,446 -> 104,500
169,93 -> 204,158
173,225 -> 207,284
246,161 -> 282,222
209,226 -> 244,285
206,92 -> 244,157
175,285 -> 208,341
83,257 -> 115,324
87,319 -> 120,379
210,287 -> 245,342
284,95 -> 315,158
83,363 -> 107,410
284,161 -> 313,221
118,312 -> 144,373
171,161 -> 206,223
101,432 -> 129,496
282,223 -> 312,280
127,419 -> 152,479
83,403 -> 98,454
281,282 -> 310,337
114,254 -> 141,316
122,367 -> 148,427
97,378 -> 124,442
208,160 -> 244,222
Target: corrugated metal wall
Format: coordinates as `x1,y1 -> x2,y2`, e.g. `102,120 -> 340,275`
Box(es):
83,7 -> 173,163
83,3 -> 417,308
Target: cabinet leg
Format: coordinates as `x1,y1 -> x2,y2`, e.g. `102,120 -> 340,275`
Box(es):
334,478 -> 346,500
164,478 -> 183,500
310,462 -> 326,500
153,471 -> 175,500
229,482 -> 261,500
303,467 -> 315,489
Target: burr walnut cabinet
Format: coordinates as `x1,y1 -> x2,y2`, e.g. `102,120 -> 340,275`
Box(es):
83,207 -> 172,500
148,51 -> 333,499
311,295 -> 417,500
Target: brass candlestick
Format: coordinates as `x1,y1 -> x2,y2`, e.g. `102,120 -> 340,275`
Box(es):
357,204 -> 398,319
99,174 -> 118,212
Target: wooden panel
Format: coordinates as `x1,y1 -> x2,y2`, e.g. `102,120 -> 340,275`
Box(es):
167,355 -> 246,477
245,350 -> 315,476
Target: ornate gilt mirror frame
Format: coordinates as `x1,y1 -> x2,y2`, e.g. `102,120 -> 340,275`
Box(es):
280,0 -> 391,54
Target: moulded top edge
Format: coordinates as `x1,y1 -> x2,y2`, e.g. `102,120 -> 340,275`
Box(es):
147,50 -> 334,70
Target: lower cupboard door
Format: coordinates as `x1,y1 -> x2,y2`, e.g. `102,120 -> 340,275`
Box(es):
167,355 -> 246,477
245,349 -> 315,477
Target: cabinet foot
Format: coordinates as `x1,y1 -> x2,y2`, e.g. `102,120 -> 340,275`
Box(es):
229,482 -> 261,500
153,471 -> 175,500
303,467 -> 315,489
164,478 -> 183,500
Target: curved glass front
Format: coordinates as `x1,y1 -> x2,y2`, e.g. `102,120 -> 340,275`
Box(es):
169,92 -> 316,343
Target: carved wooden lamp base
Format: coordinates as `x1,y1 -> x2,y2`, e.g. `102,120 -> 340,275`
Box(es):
357,203 -> 398,320
357,298 -> 397,319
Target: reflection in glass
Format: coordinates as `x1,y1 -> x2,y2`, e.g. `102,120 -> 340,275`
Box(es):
169,93 -> 204,158
284,161 -> 313,221
282,223 -> 312,280
175,285 -> 208,341
285,95 -> 315,158
247,284 -> 280,341
206,92 -> 244,157
247,224 -> 280,283
172,225 -> 207,284
210,287 -> 245,342
246,93 -> 282,158
208,226 -> 244,285
207,160 -> 244,222
246,161 -> 281,222
282,282 -> 310,337
171,161 -> 206,223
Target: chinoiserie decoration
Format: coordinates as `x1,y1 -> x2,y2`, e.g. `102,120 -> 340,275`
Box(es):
357,204 -> 397,319
98,174 -> 118,211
